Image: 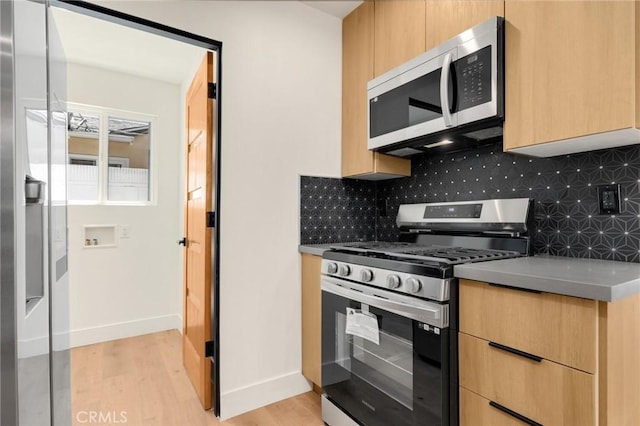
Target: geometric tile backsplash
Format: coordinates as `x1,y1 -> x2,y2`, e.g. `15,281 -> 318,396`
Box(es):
300,176 -> 377,244
301,143 -> 640,263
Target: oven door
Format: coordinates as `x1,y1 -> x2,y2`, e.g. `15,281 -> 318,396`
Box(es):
321,277 -> 450,426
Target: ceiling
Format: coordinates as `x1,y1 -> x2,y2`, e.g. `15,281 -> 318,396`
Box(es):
51,1 -> 360,85
301,1 -> 362,18
51,7 -> 206,85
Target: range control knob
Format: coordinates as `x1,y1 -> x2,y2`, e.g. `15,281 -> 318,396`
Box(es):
327,262 -> 338,274
406,277 -> 422,294
361,269 -> 374,282
387,275 -> 401,289
338,264 -> 351,277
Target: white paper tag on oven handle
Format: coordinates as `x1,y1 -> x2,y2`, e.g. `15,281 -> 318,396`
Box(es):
345,308 -> 380,345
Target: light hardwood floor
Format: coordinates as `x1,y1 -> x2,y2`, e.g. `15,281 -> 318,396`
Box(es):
71,330 -> 323,426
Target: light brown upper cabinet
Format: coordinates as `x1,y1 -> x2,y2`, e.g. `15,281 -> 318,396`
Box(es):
373,0 -> 426,77
504,1 -> 640,156
637,1 -> 639,128
341,2 -> 411,179
425,1 -> 504,51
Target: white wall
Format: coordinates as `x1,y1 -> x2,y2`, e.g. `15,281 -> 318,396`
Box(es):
93,0 -> 342,419
67,63 -> 183,346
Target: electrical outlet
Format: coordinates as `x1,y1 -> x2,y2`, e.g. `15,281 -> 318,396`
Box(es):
120,225 -> 131,239
597,184 -> 621,215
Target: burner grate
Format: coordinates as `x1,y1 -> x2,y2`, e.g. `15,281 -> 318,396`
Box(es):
330,242 -> 522,265
388,246 -> 521,264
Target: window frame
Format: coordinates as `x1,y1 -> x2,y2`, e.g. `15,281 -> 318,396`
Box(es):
67,102 -> 158,206
68,153 -> 130,168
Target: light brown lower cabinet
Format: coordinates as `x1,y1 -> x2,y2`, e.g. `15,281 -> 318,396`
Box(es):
459,279 -> 597,373
459,333 -> 594,426
460,387 -> 528,426
459,279 -> 640,426
301,253 -> 322,388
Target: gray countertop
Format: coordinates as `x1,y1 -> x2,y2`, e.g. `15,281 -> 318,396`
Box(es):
299,244 -> 335,256
299,241 -> 382,256
454,254 -> 640,302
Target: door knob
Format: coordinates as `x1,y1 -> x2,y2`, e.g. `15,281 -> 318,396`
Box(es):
178,237 -> 186,246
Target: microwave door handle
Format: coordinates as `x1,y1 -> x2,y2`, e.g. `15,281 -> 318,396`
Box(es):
440,52 -> 454,128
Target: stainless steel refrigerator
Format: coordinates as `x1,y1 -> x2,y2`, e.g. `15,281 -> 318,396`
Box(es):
1,1 -> 70,424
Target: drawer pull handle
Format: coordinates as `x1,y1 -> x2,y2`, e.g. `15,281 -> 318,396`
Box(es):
489,341 -> 543,363
489,283 -> 542,294
489,400 -> 543,426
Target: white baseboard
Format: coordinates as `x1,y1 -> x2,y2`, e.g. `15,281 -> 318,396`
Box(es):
70,314 -> 182,348
220,371 -> 312,420
18,335 -> 49,359
19,330 -> 79,358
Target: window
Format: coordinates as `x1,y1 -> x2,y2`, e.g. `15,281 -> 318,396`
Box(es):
68,154 -> 130,168
67,104 -> 155,204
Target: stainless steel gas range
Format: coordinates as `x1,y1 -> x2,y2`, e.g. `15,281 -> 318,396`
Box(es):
320,198 -> 533,426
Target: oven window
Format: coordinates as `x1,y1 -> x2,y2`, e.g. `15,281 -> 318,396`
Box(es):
369,67 -> 451,139
369,50 -> 458,141
335,307 -> 414,409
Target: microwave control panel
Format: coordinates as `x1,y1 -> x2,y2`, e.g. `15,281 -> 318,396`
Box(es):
456,45 -> 492,111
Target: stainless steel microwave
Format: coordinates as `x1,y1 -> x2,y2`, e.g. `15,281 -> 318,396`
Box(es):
367,17 -> 504,157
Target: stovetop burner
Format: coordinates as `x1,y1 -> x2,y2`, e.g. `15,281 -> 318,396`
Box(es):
330,242 -> 521,265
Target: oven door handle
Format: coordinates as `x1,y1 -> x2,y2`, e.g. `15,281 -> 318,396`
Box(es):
322,278 -> 448,328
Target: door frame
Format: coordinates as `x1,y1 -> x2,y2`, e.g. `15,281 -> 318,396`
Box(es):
51,0 -> 223,416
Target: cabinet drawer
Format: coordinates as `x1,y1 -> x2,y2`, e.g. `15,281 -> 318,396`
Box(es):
459,279 -> 597,373
460,332 -> 595,426
461,387 -> 532,426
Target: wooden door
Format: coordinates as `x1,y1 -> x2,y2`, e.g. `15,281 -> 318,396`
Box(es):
183,52 -> 215,410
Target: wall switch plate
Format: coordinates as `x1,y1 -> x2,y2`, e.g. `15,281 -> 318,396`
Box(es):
597,184 -> 621,215
120,225 -> 131,239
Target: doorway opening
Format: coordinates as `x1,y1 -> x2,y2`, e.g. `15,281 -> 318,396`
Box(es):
51,0 -> 222,418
